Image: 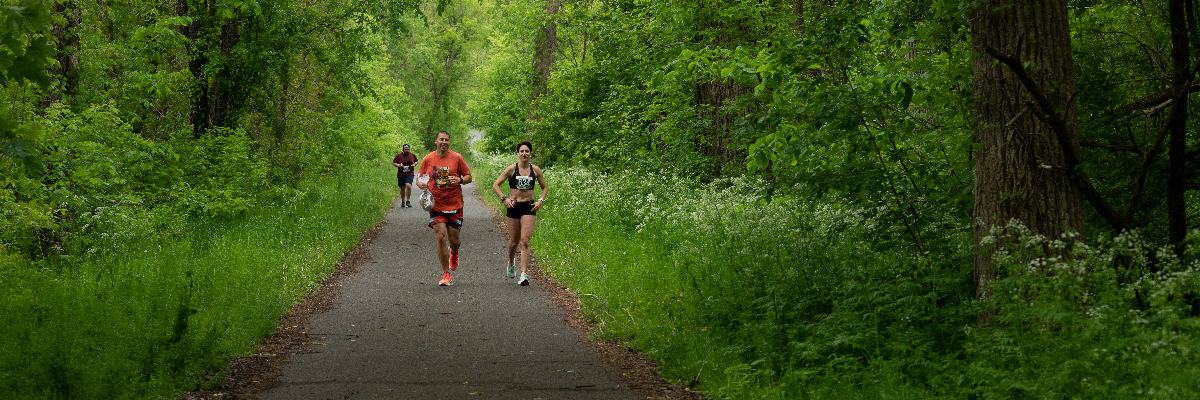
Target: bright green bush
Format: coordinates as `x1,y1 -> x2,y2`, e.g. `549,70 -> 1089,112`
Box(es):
0,161 -> 394,399
0,104 -> 172,260
170,127 -> 269,219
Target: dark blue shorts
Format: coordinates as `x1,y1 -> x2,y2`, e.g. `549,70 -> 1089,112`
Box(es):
398,175 -> 414,187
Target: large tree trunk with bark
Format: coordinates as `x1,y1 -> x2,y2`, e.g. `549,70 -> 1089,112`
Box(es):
970,1 -> 1085,298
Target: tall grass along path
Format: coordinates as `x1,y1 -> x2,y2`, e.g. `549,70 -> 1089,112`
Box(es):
259,183 -> 638,399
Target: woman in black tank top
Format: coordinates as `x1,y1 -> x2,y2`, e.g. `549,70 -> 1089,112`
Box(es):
491,141 -> 549,286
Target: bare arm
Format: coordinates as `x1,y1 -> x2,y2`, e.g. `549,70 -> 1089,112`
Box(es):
492,165 -> 515,207
532,165 -> 549,211
451,157 -> 473,185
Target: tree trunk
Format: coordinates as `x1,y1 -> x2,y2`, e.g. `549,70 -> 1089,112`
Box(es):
183,0 -> 209,137
695,78 -> 745,177
793,0 -> 804,32
204,18 -> 240,130
1167,0 -> 1191,250
275,62 -> 290,144
185,1 -> 240,136
970,1 -> 1084,298
45,0 -> 81,107
98,0 -> 115,40
530,0 -> 560,101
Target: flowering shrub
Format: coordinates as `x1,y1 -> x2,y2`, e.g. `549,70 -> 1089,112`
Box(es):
965,223 -> 1200,399
475,153 -> 1200,399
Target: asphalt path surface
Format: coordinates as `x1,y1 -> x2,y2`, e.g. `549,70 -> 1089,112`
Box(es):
260,183 -> 639,400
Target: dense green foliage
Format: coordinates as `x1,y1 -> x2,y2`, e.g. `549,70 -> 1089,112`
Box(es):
386,0 -> 478,146
2,0 -> 422,260
0,163 -> 393,398
0,0 -> 449,397
5,0 -> 1200,397
467,0 -> 1200,398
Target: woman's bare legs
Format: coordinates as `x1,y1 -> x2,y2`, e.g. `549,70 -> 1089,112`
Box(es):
518,215 -> 537,276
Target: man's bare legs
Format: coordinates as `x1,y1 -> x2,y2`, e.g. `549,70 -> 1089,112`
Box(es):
433,223 -> 462,272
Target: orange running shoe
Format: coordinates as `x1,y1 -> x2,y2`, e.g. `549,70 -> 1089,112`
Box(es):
438,271 -> 453,286
449,251 -> 459,271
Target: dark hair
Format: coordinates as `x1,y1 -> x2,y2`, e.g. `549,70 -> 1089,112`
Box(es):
516,141 -> 533,152
437,130 -> 449,138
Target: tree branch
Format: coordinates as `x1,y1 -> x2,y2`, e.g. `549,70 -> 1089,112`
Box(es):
1081,140 -> 1143,154
985,47 -> 1127,231
1114,83 -> 1200,114
1124,116 -> 1172,223
1099,29 -> 1169,80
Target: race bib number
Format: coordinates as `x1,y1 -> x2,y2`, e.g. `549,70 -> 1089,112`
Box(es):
515,175 -> 534,190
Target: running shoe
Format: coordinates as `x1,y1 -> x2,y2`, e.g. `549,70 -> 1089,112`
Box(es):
406,201 -> 412,207
518,273 -> 529,286
449,251 -> 459,272
438,271 -> 453,286
506,258 -> 517,278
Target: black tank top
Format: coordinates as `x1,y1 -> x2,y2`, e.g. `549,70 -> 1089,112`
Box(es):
508,164 -> 537,190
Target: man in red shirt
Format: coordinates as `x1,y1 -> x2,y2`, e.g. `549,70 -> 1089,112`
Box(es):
392,143 -> 418,207
416,131 -> 473,286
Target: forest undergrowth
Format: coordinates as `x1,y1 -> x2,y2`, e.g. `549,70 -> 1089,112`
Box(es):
473,150 -> 1200,399
0,161 -> 395,399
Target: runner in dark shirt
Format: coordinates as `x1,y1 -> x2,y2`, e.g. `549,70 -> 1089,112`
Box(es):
392,144 -> 418,208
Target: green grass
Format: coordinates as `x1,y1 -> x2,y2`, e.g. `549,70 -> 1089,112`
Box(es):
470,150 -> 1200,399
0,161 -> 396,399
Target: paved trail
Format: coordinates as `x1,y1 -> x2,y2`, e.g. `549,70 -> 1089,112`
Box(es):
260,184 -> 638,400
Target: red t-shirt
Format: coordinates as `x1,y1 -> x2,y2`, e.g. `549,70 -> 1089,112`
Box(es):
393,151 -> 417,177
418,150 -> 471,212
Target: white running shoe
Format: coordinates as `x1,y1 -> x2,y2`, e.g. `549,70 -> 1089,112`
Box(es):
518,273 -> 529,286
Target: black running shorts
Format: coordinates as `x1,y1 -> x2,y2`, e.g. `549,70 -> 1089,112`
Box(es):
505,201 -> 537,219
